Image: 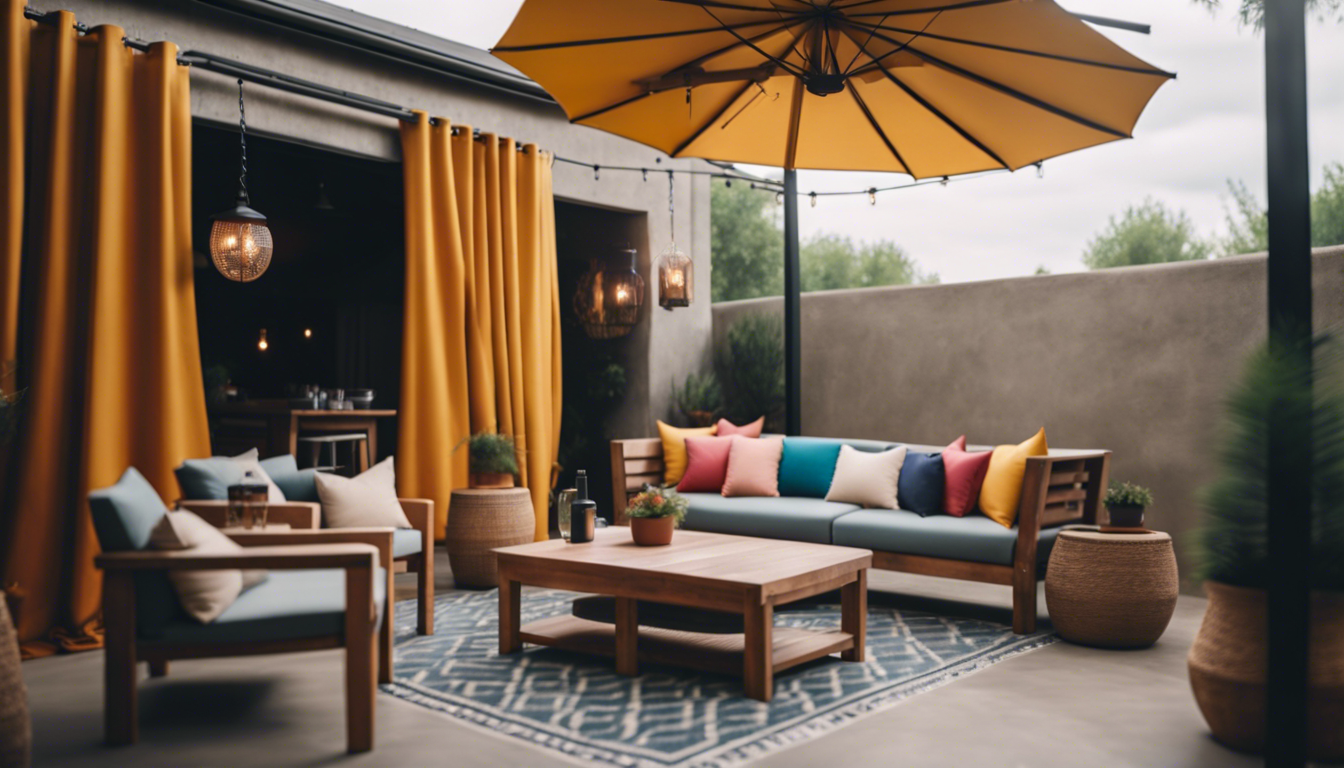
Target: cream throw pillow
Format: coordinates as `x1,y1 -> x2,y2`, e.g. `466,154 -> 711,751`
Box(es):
825,445 -> 908,509
314,456 -> 411,529
150,510 -> 268,623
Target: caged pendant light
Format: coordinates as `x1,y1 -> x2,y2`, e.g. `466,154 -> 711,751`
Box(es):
656,171 -> 692,310
210,79 -> 273,282
574,244 -> 644,339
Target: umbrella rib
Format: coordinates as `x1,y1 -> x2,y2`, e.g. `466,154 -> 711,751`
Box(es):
851,24 -> 1129,138
847,20 -> 1176,78
670,80 -> 761,157
658,0 -> 808,12
695,5 -> 808,78
570,91 -> 654,123
663,17 -> 809,74
492,18 -> 787,53
847,85 -> 911,175
837,0 -> 1014,16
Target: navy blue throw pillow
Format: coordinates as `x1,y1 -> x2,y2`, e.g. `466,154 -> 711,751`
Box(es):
898,451 -> 945,517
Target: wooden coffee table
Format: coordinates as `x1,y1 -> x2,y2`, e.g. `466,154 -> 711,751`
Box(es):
494,529 -> 872,702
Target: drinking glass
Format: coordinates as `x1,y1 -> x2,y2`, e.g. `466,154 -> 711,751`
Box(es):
556,489 -> 577,541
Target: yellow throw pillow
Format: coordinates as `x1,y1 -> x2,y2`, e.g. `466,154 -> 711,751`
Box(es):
657,420 -> 717,486
978,427 -> 1048,528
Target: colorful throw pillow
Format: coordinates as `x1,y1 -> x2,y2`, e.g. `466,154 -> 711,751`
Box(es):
778,438 -> 843,498
716,417 -> 764,438
942,436 -> 993,517
722,436 -> 784,497
826,445 -> 907,509
898,451 -> 945,517
150,510 -> 268,623
657,421 -> 717,485
979,428 -> 1049,528
677,436 -> 734,493
314,456 -> 412,529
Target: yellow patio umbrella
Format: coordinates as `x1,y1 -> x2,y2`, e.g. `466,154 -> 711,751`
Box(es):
492,0 -> 1174,430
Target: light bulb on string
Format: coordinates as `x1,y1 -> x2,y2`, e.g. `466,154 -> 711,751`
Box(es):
940,176 -> 949,187
594,164 -> 600,181
868,188 -> 877,206
1035,162 -> 1044,179
303,328 -> 313,339
809,192 -> 817,208
775,191 -> 783,206
257,328 -> 269,351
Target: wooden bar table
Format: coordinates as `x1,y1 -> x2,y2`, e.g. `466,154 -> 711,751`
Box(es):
210,401 -> 397,467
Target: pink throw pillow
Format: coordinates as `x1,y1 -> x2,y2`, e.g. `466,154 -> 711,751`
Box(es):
716,417 -> 764,438
722,436 -> 784,497
942,435 -> 993,517
677,436 -> 734,493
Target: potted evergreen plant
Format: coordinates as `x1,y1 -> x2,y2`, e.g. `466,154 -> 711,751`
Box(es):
626,488 -> 688,546
459,432 -> 520,489
671,371 -> 721,428
1103,481 -> 1152,529
1187,336 -> 1344,761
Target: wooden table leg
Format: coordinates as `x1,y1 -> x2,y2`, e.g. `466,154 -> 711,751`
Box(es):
841,569 -> 867,662
615,597 -> 638,676
743,597 -> 773,703
499,576 -> 522,654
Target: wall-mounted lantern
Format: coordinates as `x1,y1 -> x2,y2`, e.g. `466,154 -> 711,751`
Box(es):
574,245 -> 644,339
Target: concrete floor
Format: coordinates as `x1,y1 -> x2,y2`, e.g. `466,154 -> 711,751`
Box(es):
22,548 -> 1256,768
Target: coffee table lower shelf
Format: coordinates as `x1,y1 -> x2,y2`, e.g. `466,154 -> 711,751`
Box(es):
519,615 -> 855,678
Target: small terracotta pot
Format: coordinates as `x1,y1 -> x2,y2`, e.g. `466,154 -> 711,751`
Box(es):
469,472 -> 515,489
630,516 -> 675,546
1106,503 -> 1145,529
1188,581 -> 1344,760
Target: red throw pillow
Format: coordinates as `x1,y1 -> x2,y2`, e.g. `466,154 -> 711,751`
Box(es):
677,436 -> 734,493
942,435 -> 994,517
716,417 -> 764,438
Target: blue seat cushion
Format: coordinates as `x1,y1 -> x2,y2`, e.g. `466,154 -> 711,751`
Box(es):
392,528 -> 423,558
778,438 -> 842,498
89,468 -> 184,636
680,493 -> 861,544
141,567 -> 387,645
897,451 -> 945,517
260,454 -> 320,503
831,509 -> 1061,566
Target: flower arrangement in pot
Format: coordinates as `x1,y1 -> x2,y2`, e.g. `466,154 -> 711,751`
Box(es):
1103,481 -> 1152,530
626,487 -> 688,546
459,432 -> 520,489
1188,335 -> 1344,761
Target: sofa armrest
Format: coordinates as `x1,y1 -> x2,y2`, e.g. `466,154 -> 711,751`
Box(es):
95,543 -> 377,571
225,528 -> 394,571
176,499 -> 321,530
1016,450 -> 1113,539
609,438 -> 664,525
398,498 -> 435,554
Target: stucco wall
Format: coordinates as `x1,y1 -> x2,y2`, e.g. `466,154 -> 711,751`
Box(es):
713,248 -> 1344,593
56,0 -> 712,439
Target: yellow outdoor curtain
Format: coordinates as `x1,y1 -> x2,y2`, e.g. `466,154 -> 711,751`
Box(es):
0,2 -> 210,656
399,113 -> 561,540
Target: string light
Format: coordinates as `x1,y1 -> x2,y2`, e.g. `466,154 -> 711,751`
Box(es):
940,176 -> 949,187
775,191 -> 783,205
642,169 -> 648,181
810,192 -> 817,207
593,164 -> 600,181
1035,162 -> 1045,179
257,328 -> 268,351
867,187 -> 877,206
303,328 -> 313,339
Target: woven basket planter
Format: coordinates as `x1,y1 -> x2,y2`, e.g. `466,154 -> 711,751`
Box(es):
1044,529 -> 1178,648
1188,581 -> 1344,760
446,488 -> 535,588
0,597 -> 30,768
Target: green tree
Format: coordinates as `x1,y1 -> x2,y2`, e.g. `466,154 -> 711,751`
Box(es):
1313,163 -> 1344,248
710,182 -> 782,302
800,234 -> 938,291
1218,163 -> 1344,255
1195,0 -> 1343,29
1082,198 -> 1213,269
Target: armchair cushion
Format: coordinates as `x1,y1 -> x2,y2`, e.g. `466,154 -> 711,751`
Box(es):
260,454 -> 320,503
140,566 -> 387,645
175,448 -> 286,502
392,528 -> 423,558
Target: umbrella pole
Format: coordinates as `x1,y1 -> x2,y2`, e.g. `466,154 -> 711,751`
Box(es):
783,168 -> 801,436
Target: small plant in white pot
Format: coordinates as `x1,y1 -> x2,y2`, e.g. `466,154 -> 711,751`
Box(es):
1188,336 -> 1344,761
1103,481 -> 1152,529
626,488 -> 688,546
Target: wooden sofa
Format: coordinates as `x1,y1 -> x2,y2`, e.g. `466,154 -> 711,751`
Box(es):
611,437 -> 1111,634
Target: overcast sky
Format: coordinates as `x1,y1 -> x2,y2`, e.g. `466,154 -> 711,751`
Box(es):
333,0 -> 1343,283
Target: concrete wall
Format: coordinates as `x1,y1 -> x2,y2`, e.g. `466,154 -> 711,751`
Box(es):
57,0 -> 712,439
713,248 -> 1344,593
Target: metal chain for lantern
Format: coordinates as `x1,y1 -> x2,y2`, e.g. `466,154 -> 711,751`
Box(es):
209,79 -> 274,282
656,171 -> 692,310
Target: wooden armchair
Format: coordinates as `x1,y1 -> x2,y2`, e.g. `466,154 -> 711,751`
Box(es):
90,469 -> 394,753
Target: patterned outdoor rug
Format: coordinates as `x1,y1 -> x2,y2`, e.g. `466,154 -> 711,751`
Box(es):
384,589 -> 1055,768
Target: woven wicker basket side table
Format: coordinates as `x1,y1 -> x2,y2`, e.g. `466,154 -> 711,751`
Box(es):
1044,528 -> 1178,648
446,488 -> 536,588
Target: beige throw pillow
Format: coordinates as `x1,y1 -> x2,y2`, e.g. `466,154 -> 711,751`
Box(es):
150,510 -> 268,623
314,456 -> 411,529
825,445 -> 908,509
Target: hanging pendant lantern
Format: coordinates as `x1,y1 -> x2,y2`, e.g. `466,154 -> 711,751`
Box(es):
210,79 -> 273,282
574,245 -> 644,339
656,170 -> 692,310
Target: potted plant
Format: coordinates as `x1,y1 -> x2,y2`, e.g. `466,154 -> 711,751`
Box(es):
626,488 -> 688,546
1103,481 -> 1152,529
671,371 -> 721,428
1187,336 -> 1344,761
459,432 -> 520,489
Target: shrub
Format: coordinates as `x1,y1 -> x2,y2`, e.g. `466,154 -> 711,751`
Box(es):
626,487 -> 689,525
671,371 -> 721,427
459,432 -> 520,475
1104,481 -> 1153,508
715,313 -> 784,431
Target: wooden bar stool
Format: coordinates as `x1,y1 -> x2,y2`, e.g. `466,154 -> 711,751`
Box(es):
299,432 -> 370,475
